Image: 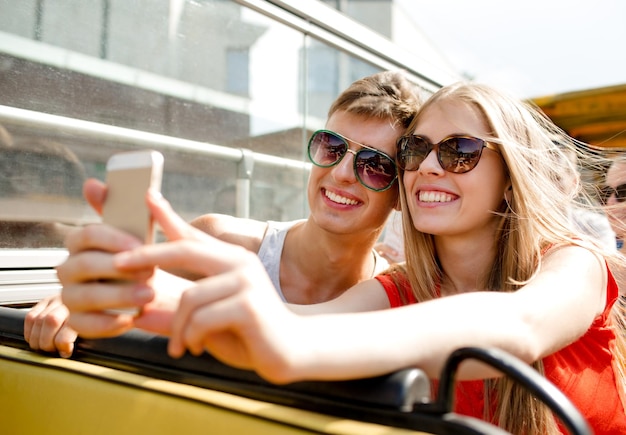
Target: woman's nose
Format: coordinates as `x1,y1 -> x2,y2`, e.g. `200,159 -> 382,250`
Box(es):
417,148 -> 443,175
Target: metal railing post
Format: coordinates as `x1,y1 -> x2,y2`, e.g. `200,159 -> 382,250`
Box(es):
236,148 -> 254,218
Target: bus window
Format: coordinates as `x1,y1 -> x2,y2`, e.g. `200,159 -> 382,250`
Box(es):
0,0 -> 455,273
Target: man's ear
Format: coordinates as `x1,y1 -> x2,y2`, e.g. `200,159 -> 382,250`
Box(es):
394,195 -> 401,211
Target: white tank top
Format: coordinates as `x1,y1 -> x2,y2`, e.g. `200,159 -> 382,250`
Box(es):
257,220 -> 390,301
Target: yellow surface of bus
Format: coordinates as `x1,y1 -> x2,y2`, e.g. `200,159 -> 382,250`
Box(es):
0,344 -> 425,435
533,83 -> 626,151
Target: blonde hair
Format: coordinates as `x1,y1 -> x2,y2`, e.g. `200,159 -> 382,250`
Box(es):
393,82 -> 626,434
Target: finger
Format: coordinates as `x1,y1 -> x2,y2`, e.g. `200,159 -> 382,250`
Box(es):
180,301 -> 238,357
54,324 -> 78,358
131,277 -> 183,336
83,178 -> 107,215
65,224 -> 142,255
57,249 -> 154,286
118,190 -> 253,276
24,296 -> 56,341
168,269 -> 260,357
178,297 -> 251,360
134,307 -> 176,336
25,296 -> 66,349
67,312 -> 134,339
36,304 -> 72,354
146,190 -> 211,242
114,238 -> 255,279
61,281 -> 154,312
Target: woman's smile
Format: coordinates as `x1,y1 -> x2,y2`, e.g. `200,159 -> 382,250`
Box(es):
418,190 -> 456,203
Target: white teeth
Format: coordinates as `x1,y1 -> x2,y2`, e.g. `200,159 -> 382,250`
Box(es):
325,190 -> 359,205
419,191 -> 454,203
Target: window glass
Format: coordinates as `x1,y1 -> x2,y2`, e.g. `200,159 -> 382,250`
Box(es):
0,0 -> 383,251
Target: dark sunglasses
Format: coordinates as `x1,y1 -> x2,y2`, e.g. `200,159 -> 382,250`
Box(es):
307,130 -> 397,192
396,135 -> 500,174
600,183 -> 626,205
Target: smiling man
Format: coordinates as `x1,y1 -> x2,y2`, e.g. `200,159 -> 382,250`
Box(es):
191,71 -> 421,304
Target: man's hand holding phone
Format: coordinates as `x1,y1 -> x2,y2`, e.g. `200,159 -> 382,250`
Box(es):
58,218 -> 155,337
58,150 -> 165,334
59,181 -> 198,339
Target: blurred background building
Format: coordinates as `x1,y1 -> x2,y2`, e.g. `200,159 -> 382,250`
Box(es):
0,0 -> 458,231
0,0 -> 622,252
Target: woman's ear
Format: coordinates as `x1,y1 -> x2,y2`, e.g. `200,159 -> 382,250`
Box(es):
504,183 -> 513,203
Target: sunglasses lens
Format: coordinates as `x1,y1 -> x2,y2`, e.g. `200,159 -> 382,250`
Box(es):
308,131 -> 347,167
355,149 -> 397,191
397,136 -> 430,171
439,137 -> 485,173
603,183 -> 626,205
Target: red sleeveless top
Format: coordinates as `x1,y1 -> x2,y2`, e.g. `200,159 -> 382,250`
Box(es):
375,268 -> 626,434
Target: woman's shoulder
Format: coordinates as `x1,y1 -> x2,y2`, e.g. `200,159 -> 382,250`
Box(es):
375,267 -> 416,307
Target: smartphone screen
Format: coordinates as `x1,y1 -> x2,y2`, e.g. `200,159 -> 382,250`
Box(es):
102,150 -> 164,244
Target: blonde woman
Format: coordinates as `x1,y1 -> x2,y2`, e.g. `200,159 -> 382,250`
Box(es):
60,82 -> 626,434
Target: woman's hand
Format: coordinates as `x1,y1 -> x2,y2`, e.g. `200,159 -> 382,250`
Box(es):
113,191 -> 303,383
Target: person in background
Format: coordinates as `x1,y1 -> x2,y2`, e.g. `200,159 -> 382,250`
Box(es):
605,157 -> 626,250
555,145 -> 616,251
25,70 -> 422,355
58,81 -> 625,434
604,156 -> 626,295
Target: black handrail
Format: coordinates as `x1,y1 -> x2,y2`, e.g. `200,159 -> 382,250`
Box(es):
435,347 -> 592,435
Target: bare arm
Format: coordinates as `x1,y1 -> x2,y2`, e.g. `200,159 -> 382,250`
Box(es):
113,193 -> 608,384
158,214 -> 265,281
191,214 -> 266,253
281,245 -> 607,381
287,278 -> 391,314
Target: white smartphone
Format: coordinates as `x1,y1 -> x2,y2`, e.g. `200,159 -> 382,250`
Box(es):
102,150 -> 164,244
101,150 -> 163,316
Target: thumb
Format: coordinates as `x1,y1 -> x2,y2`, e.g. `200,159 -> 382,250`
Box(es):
84,178 -> 107,215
